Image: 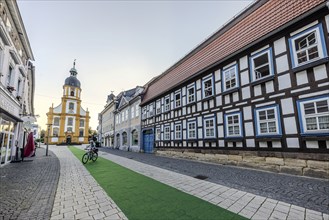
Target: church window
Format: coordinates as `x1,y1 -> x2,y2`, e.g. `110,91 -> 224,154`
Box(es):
53,127 -> 59,137
122,132 -> 127,145
70,88 -> 75,96
68,118 -> 73,126
53,117 -> 60,126
80,119 -> 84,127
69,103 -> 74,110
132,130 -> 138,145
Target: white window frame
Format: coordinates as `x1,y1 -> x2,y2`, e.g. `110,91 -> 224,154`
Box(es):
174,90 -> 181,108
289,24 -> 327,68
156,99 -> 161,115
224,112 -> 243,137
222,64 -> 239,92
155,127 -> 161,141
164,126 -> 170,140
174,124 -> 182,140
187,121 -> 196,139
249,48 -> 274,82
203,117 -> 216,138
297,95 -> 329,135
164,96 -> 170,112
255,105 -> 282,136
187,83 -> 195,104
202,75 -> 214,99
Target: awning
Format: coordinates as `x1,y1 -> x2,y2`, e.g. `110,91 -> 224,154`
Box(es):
0,107 -> 23,122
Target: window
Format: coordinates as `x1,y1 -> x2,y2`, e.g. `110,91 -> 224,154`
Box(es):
79,119 -> 84,127
116,114 -> 120,124
53,127 -> 59,137
223,64 -> 238,91
225,112 -> 242,137
175,91 -> 181,108
174,124 -> 182,140
122,132 -> 127,145
187,84 -> 195,104
132,130 -> 138,145
121,112 -> 124,122
204,117 -> 216,138
250,48 -> 274,81
156,100 -> 161,115
297,96 -> 329,134
149,104 -> 154,117
67,127 -> 73,132
289,24 -> 327,68
17,79 -> 21,96
53,117 -> 60,126
255,105 -> 281,136
164,96 -> 170,112
125,109 -> 128,121
187,121 -> 196,139
142,107 -> 147,119
155,127 -> 161,140
131,105 -> 135,118
135,104 -> 139,117
79,129 -> 84,137
164,126 -> 170,140
69,103 -> 74,110
202,76 -> 213,98
70,89 -> 75,96
67,118 -> 73,126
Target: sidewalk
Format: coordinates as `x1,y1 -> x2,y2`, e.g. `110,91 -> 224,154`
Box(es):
49,145 -> 127,220
75,145 -> 329,220
0,147 -> 59,220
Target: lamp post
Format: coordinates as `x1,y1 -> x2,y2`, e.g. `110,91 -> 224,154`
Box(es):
46,123 -> 52,156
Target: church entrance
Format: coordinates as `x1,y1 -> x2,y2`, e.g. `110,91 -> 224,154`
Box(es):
66,135 -> 71,145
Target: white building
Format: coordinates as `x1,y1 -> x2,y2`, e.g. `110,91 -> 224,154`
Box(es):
99,93 -> 116,147
0,0 -> 35,165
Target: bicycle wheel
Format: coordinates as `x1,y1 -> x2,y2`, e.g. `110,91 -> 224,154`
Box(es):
91,152 -> 98,162
82,153 -> 89,164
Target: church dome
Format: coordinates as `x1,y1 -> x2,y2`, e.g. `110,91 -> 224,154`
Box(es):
64,60 -> 80,88
64,76 -> 81,88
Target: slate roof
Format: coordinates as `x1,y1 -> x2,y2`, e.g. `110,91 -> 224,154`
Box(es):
141,0 -> 326,105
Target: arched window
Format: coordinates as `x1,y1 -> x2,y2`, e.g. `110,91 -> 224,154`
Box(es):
53,127 -> 59,137
122,132 -> 127,145
79,129 -> 84,137
132,130 -> 138,145
116,134 -> 120,147
70,88 -> 75,96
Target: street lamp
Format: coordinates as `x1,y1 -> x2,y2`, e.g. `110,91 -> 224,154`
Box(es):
46,123 -> 52,156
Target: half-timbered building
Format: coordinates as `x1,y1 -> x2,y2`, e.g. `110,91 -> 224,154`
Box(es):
140,0 -> 329,178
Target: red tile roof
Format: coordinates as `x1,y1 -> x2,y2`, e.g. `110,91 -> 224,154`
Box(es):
141,0 -> 326,105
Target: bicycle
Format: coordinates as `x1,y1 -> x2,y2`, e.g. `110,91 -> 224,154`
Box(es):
82,146 -> 98,164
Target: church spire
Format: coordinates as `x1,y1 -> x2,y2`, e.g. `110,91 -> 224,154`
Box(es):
70,59 -> 78,77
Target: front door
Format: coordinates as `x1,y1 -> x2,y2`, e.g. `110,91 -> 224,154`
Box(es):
66,135 -> 71,144
143,130 -> 154,153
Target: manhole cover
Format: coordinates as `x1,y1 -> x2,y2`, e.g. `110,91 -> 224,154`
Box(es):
194,175 -> 208,180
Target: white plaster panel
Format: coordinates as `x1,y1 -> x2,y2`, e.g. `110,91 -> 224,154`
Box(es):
246,139 -> 255,147
239,56 -> 248,70
182,120 -> 186,129
242,87 -> 250,100
254,84 -> 262,96
283,117 -> 297,134
216,96 -> 222,107
197,116 -> 202,126
225,95 -> 230,105
215,82 -> 221,95
236,142 -> 242,147
278,73 -> 291,90
273,37 -> 287,55
215,69 -> 221,81
233,92 -> 239,102
265,81 -> 274,94
276,54 -> 289,73
306,141 -> 319,149
198,128 -> 203,139
196,79 -> 201,90
326,15 -> 329,32
244,122 -> 254,136
209,99 -> 214,108
259,142 -> 267,148
272,141 -> 281,148
217,112 -> 223,124
218,125 -> 224,138
51,137 -> 59,142
296,70 -> 308,85
286,138 -> 299,148
197,90 -> 201,101
191,105 -> 196,113
182,97 -> 186,106
240,70 -> 249,86
182,87 -> 186,96
281,98 -> 294,115
197,102 -> 202,111
182,107 -> 186,115
215,140 -> 223,148
203,102 -> 208,110
313,64 -> 327,81
327,141 -> 329,149
243,106 -> 252,120
228,142 -> 233,147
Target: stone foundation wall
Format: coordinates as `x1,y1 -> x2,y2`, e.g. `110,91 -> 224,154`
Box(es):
155,149 -> 329,179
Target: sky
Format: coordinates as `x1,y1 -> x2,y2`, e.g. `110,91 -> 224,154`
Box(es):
17,0 -> 252,130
